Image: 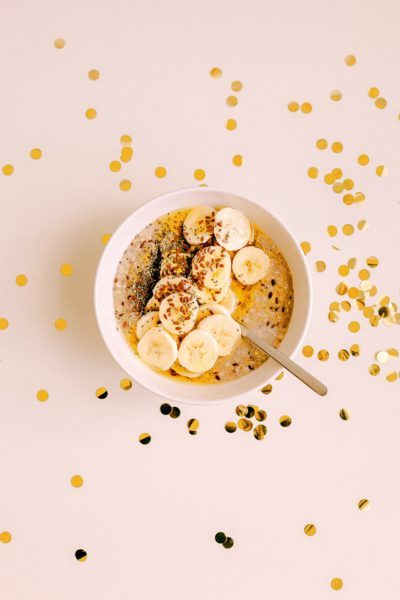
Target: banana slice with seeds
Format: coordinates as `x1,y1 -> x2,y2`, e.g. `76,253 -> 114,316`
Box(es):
159,292 -> 198,335
232,246 -> 270,285
137,326 -> 178,371
178,329 -> 219,372
197,302 -> 230,322
145,296 -> 160,311
136,311 -> 160,339
194,280 -> 230,304
191,246 -> 231,290
197,314 -> 241,356
183,205 -> 216,245
214,207 -> 252,251
153,276 -> 196,302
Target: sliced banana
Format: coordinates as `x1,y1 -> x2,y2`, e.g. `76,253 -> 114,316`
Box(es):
191,245 -> 231,290
194,280 -> 230,304
159,292 -> 198,335
197,302 -> 230,322
145,296 -> 160,311
183,205 -> 216,245
214,207 -> 252,251
219,288 -> 238,313
197,314 -> 241,356
137,326 -> 178,371
172,362 -> 204,378
178,329 -> 219,373
136,311 -> 160,339
232,246 -> 271,285
153,276 -> 196,302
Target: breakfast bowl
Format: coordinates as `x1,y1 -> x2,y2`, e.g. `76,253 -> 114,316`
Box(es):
94,187 -> 312,404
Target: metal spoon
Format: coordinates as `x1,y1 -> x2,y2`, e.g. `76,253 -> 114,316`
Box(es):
235,321 -> 328,396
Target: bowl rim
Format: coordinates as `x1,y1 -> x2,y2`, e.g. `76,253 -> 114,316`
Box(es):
94,185 -> 313,404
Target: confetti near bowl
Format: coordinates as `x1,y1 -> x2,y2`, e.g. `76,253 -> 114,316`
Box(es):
94,187 -> 312,404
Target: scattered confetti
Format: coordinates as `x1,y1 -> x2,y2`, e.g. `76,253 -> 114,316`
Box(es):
300,102 -> 312,114
54,318 -> 67,331
70,475 -> 84,488
225,421 -> 237,433
15,274 -> 28,286
30,148 -> 42,160
210,67 -> 222,79
307,167 -> 318,179
300,241 -> 311,255
2,164 -> 14,176
330,90 -> 342,101
54,38 -> 65,49
358,154 -> 369,166
231,81 -> 243,92
339,408 -> 350,420
187,418 -> 199,435
331,141 -> 343,153
358,498 -> 370,511
95,387 -> 108,399
330,578 -> 343,591
232,154 -> 243,167
119,179 -> 131,191
194,169 -> 206,181
120,378 -> 132,390
225,119 -> 237,130
376,165 -> 388,177
0,317 -> 9,330
36,389 -> 49,402
75,549 -> 87,562
304,524 -> 316,536
345,54 -> 356,66
226,95 -> 238,107
85,108 -> 97,119
60,263 -> 73,277
302,345 -> 314,358
88,69 -> 100,80
279,415 -> 292,428
154,166 -> 167,178
288,101 -> 299,112
315,260 -> 326,272
138,432 -> 151,445
0,531 -> 12,544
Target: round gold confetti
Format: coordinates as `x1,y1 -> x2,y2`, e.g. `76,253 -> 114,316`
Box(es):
109,160 -> 121,172
300,241 -> 311,255
330,302 -> 340,312
36,389 -> 49,402
231,80 -> 243,92
358,269 -> 370,281
30,148 -> 42,160
238,418 -> 252,432
60,263 -> 73,277
75,549 -> 87,562
345,54 -> 356,66
350,344 -> 360,356
375,97 -> 387,109
55,318 -> 67,331
2,164 -> 14,176
155,166 -> 167,178
338,265 -> 350,276
119,179 -> 132,191
54,38 -> 65,49
120,147 -> 133,162
187,418 -> 199,433
300,102 -> 312,114
120,134 -> 132,145
386,372 -> 398,382
339,408 -> 350,420
354,192 -> 365,203
341,301 -> 351,311
368,364 -> 380,376
95,387 -> 108,399
226,119 -> 237,131
138,432 -> 151,445
288,101 -> 299,112
370,315 -> 380,327
342,224 -> 354,236
225,421 -> 237,433
331,578 -> 343,591
307,167 -> 318,179
331,141 -> 343,153
317,349 -> 329,361
376,350 -> 389,363
375,165 -> 388,177
343,178 -> 354,190
332,182 -> 344,194
348,321 -> 360,333
70,475 -> 84,488
358,154 -> 369,166
330,90 -> 342,101
120,378 -> 132,390
304,524 -> 316,536
316,138 -> 328,150
338,349 -> 350,361
85,108 -> 97,120
358,498 -> 370,511
210,67 -> 222,79
342,193 -> 354,206
348,258 -> 357,269
102,233 -> 111,245
366,256 -> 378,268
329,311 -> 339,323
348,287 -> 360,299
226,95 -> 238,107
261,384 -> 273,394
0,531 -> 12,544
194,169 -> 206,181
88,69 -> 100,81
302,345 -> 314,358
315,260 -> 326,273
336,282 -> 347,295
0,317 -> 9,330
279,415 -> 292,428
235,405 -> 248,417
232,154 -> 243,167
327,225 -> 338,237
387,348 -> 399,357
253,424 -> 267,440
368,87 -> 379,99
15,274 -> 28,286
255,409 -> 267,422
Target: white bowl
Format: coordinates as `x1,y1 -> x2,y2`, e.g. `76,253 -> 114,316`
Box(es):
94,187 -> 312,404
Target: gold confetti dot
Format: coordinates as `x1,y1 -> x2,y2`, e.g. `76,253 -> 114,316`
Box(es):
304,524 -> 316,536
36,389 -> 49,402
231,80 -> 243,92
226,118 -> 237,131
338,349 -> 350,361
342,224 -> 354,236
120,147 -> 133,162
369,364 -> 380,376
120,134 -> 132,145
301,102 -> 312,114
288,101 -> 299,112
386,372 -> 398,382
307,167 -> 318,179
194,169 -> 206,181
323,173 -> 335,185
0,317 -> 9,330
85,108 -> 97,120
60,263 -> 73,277
15,274 -> 28,286
120,378 -> 132,390
109,161 -> 121,172
261,384 -> 273,394
387,348 -> 399,357
327,225 -> 338,237
317,349 -> 329,361
75,549 -> 87,562
300,241 -> 311,255
332,182 -> 344,194
232,154 -> 243,167
88,69 -> 100,80
376,350 -> 389,363
340,408 -> 350,420
331,141 -> 343,153
30,148 -> 42,160
332,168 -> 343,179
343,178 -> 354,190
138,433 -> 151,445
210,67 -> 222,79
96,387 -> 108,399
330,90 -> 342,101
70,475 -> 84,488
316,138 -> 328,150
354,192 -> 366,203
119,179 -> 132,191
0,531 -> 12,544
253,424 -> 267,440
315,261 -> 326,273
2,164 -> 14,176
342,193 -> 354,205
358,498 -> 370,511
341,301 -> 352,311
336,282 -> 348,295
155,166 -> 167,178
54,38 -> 65,49
375,165 -> 388,177
345,54 -> 356,66
331,578 -> 343,591
348,321 -> 360,333
226,95 -> 238,107
368,87 -> 379,98
187,418 -> 199,434
54,318 -> 67,331
350,344 -> 360,356
102,233 -> 111,245
358,269 -> 370,281
225,421 -> 237,433
357,219 -> 369,231
338,265 -> 350,276
238,417 -> 253,431
358,154 -> 369,166
279,415 -> 292,427
329,311 -> 339,323
365,257 -> 378,269
375,97 -> 387,109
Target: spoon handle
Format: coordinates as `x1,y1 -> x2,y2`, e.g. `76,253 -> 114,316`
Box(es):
238,323 -> 328,397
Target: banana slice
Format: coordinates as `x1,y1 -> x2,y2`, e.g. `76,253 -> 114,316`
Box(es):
183,205 -> 216,245
232,246 -> 271,285
137,326 -> 178,371
192,246 -> 231,290
194,281 -> 230,304
136,311 -> 160,339
153,276 -> 196,302
197,314 -> 241,356
197,302 -> 230,322
172,362 -> 204,378
214,207 -> 252,251
145,296 -> 160,311
219,288 -> 238,313
159,292 -> 198,335
178,329 -> 218,373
